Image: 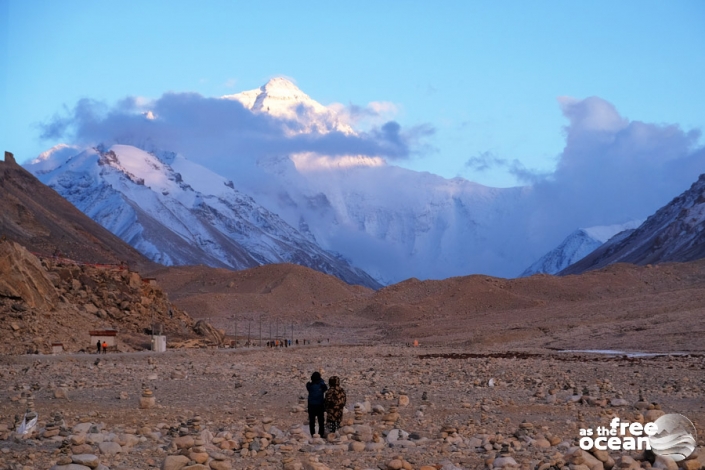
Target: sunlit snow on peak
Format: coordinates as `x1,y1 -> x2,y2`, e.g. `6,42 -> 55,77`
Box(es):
222,77 -> 355,136
291,152 -> 386,172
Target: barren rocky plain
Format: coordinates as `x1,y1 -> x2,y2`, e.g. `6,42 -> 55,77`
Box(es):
2,249 -> 705,469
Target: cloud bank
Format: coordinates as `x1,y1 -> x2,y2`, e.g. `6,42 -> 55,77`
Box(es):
40,90 -> 704,278
523,96 -> 705,248
41,92 -> 433,166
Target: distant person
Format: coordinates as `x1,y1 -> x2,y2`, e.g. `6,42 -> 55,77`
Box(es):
102,341 -> 107,354
96,340 -> 101,354
306,371 -> 328,437
324,376 -> 346,433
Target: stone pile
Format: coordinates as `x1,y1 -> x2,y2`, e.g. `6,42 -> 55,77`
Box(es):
139,387 -> 156,409
0,345 -> 704,470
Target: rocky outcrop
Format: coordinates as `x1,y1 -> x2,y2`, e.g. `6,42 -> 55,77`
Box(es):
0,153 -> 150,268
0,239 -> 58,309
0,240 -> 200,354
194,320 -> 226,346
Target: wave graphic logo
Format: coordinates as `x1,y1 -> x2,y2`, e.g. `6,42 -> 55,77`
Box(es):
649,414 -> 698,462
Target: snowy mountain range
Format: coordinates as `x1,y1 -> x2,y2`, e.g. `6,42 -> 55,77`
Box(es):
561,173 -> 705,275
521,221 -> 642,276
27,144 -> 380,288
27,77 -> 701,284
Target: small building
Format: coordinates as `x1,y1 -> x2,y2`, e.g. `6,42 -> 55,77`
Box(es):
89,329 -> 117,351
151,335 -> 166,352
51,343 -> 63,354
142,277 -> 158,286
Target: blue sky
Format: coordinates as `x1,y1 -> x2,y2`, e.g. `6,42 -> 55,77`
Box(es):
2,0 -> 704,187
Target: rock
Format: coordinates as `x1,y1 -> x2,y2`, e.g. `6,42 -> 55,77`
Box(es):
50,465 -> 93,470
387,459 -> 404,470
189,452 -> 209,464
349,441 -> 366,452
86,433 -> 105,444
73,423 -> 93,434
493,456 -> 518,467
590,449 -> 615,469
71,454 -> 99,469
172,435 -> 195,449
610,398 -> 629,407
398,395 -> 409,407
386,429 -> 409,443
679,460 -> 701,470
161,455 -> 190,470
72,444 -> 94,454
209,460 -> 232,470
468,437 -> 483,447
652,455 -> 678,470
532,438 -> 551,448
44,428 -> 61,437
84,303 -> 98,315
115,433 -> 139,448
98,441 -> 122,455
645,409 -> 666,422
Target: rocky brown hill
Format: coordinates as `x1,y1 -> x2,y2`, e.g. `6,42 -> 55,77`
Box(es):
0,152 -> 150,268
147,263 -> 373,320
154,258 -> 705,353
0,239 -> 214,354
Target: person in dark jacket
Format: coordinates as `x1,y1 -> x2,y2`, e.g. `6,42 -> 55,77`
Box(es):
324,376 -> 346,433
306,371 -> 328,437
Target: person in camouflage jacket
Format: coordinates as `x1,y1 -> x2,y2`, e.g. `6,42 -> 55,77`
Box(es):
324,376 -> 346,433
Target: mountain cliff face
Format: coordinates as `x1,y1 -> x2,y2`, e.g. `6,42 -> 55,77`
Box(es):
561,174 -> 705,275
0,151 -> 150,267
26,145 -> 381,289
522,221 -> 641,276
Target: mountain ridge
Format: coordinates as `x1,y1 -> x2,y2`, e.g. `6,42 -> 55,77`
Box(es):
561,173 -> 705,275
26,145 -> 381,289
0,151 -> 151,268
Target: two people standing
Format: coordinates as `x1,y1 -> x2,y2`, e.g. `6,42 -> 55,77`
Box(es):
306,372 -> 346,437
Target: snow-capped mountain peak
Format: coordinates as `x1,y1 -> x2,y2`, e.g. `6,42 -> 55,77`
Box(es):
222,77 -> 354,135
25,144 -> 381,288
521,221 -> 642,276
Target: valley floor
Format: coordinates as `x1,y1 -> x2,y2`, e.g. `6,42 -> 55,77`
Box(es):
0,345 -> 703,470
